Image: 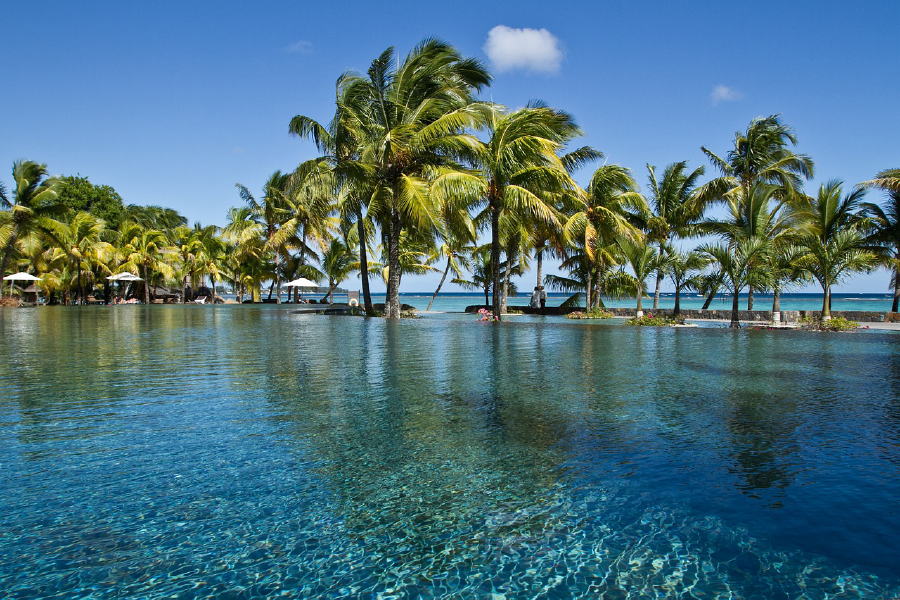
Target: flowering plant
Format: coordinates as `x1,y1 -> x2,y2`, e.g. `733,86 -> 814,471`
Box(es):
477,308 -> 498,322
566,308 -> 614,320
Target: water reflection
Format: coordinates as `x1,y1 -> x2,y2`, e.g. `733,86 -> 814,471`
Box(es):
1,307 -> 899,597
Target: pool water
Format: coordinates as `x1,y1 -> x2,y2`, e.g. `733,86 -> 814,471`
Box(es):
1,306 -> 899,598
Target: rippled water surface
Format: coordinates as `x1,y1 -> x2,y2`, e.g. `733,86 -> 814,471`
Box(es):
1,305 -> 899,599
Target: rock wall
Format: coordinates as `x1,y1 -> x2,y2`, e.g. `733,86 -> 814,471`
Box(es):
464,305 -> 897,322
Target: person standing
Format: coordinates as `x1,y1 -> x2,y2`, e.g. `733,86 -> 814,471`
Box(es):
530,286 -> 541,309
539,285 -> 547,314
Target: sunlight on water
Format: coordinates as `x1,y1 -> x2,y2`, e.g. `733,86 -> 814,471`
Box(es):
1,305 -> 898,598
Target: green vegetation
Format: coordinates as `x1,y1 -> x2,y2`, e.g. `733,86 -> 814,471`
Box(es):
0,40 -> 894,319
625,313 -> 685,327
565,308 -> 614,319
799,316 -> 859,331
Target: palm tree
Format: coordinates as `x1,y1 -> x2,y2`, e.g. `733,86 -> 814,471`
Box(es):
341,40 -> 491,319
237,172 -> 292,303
564,164 -> 647,309
0,160 -> 64,296
702,182 -> 797,309
221,206 -> 266,302
121,226 -> 173,304
171,226 -> 204,302
320,238 -> 358,303
667,249 -> 709,316
700,114 -> 814,204
860,169 -> 900,311
427,198 -> 475,311
290,77 -> 377,313
795,181 -> 874,319
616,236 -> 665,317
644,161 -> 706,309
54,212 -> 113,304
453,245 -> 494,307
454,103 -> 597,319
699,238 -> 771,328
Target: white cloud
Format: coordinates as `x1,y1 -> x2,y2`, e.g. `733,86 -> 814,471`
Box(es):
711,84 -> 744,106
483,25 -> 563,74
285,40 -> 313,54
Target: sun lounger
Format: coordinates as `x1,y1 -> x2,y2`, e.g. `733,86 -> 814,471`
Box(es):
193,296 -> 207,304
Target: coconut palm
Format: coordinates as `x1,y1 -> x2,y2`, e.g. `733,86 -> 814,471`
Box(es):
0,160 -> 65,296
290,77 -> 378,313
56,212 -> 114,304
794,181 -> 874,318
320,238 -> 358,303
702,182 -> 797,309
454,103 -> 598,319
453,245 -> 494,307
699,114 -> 814,205
644,161 -> 706,308
564,164 -> 648,308
427,198 -> 475,311
616,236 -> 666,316
860,169 -> 900,311
221,206 -> 266,302
341,40 -> 491,318
237,172 -> 293,303
121,226 -> 173,304
667,249 -> 709,316
699,238 -> 772,328
171,226 -> 204,302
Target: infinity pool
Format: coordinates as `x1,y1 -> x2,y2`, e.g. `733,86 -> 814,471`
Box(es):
1,306 -> 898,598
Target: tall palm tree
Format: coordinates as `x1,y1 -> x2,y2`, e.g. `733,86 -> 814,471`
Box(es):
55,212 -> 114,304
237,172 -> 292,303
320,238 -> 358,303
860,169 -> 900,311
702,182 -> 797,309
221,206 -> 266,302
795,181 -> 874,318
667,249 -> 709,316
564,164 -> 647,309
171,226 -> 204,302
644,161 -> 706,308
616,236 -> 665,317
290,77 -> 377,313
0,160 -> 64,296
340,40 -> 491,319
699,114 -> 814,204
121,226 -> 173,304
427,197 -> 475,311
455,103 -> 597,319
699,238 -> 771,328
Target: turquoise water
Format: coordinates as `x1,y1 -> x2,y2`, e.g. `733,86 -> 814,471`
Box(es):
270,292 -> 896,313
1,306 -> 899,598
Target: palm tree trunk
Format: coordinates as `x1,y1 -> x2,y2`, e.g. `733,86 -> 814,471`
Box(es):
585,268 -> 592,309
183,275 -> 189,303
730,290 -> 740,328
653,246 -> 664,309
0,232 -> 19,299
635,284 -> 643,317
536,248 -> 543,288
674,287 -> 681,316
501,244 -> 514,313
490,198 -> 501,321
143,264 -> 150,304
822,284 -> 831,319
387,208 -> 402,319
702,283 -> 719,310
747,287 -> 754,310
893,263 -> 900,313
356,209 -> 373,313
77,268 -> 83,305
427,257 -> 452,311
772,288 -> 781,312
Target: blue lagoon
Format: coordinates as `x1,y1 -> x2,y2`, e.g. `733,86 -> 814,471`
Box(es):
1,306 -> 899,598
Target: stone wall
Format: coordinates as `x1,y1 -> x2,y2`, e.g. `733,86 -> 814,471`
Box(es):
464,305 -> 897,323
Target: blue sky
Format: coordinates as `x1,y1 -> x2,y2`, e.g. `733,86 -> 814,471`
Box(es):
3,1 -> 898,293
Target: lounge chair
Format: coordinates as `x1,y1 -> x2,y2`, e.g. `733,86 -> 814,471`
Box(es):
193,296 -> 207,304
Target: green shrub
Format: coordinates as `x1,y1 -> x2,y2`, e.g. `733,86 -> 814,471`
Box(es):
799,316 -> 858,331
566,308 -> 614,320
625,313 -> 684,327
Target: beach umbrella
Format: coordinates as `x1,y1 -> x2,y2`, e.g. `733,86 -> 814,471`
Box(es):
107,272 -> 143,281
283,277 -> 320,301
3,272 -> 42,297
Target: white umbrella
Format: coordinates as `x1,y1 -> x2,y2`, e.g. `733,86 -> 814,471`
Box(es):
283,277 -> 319,288
107,272 -> 143,281
3,272 -> 42,297
283,277 -> 320,302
